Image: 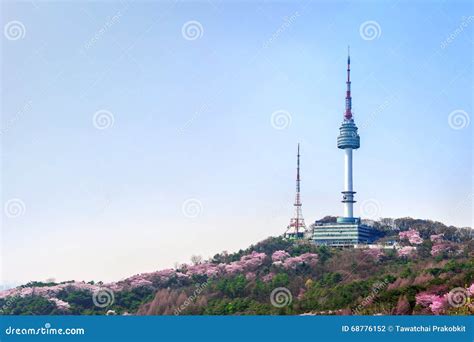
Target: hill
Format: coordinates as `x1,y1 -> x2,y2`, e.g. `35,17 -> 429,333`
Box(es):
1,217 -> 473,316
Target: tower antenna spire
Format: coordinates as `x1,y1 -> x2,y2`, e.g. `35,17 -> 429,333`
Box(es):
345,46 -> 352,121
296,143 -> 300,193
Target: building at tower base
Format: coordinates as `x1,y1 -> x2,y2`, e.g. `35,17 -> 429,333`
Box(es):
311,219 -> 380,247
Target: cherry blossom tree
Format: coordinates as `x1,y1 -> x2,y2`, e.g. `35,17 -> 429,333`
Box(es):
397,246 -> 416,257
281,253 -> 319,269
430,234 -> 444,243
271,250 -> 290,262
430,243 -> 451,256
399,229 -> 423,245
415,292 -> 440,306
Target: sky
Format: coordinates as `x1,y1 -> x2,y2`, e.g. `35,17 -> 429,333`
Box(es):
1,0 -> 472,285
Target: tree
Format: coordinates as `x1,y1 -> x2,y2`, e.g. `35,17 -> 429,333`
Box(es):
191,255 -> 203,265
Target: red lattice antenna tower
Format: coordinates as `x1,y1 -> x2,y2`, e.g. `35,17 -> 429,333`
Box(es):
285,143 -> 306,238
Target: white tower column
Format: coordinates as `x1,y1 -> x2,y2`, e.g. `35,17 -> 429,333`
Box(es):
343,148 -> 353,218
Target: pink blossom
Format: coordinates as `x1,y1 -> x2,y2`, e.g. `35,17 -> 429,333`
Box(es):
205,267 -> 221,277
106,282 -> 125,292
245,272 -> 256,281
49,297 -> 70,310
220,251 -> 267,275
175,272 -> 190,280
239,251 -> 267,271
130,278 -> 153,288
397,246 -> 416,257
154,269 -> 176,278
468,283 -> 474,296
186,263 -> 221,278
224,263 -> 245,274
430,243 -> 450,256
262,273 -> 275,283
399,229 -> 423,245
119,269 -> 176,289
169,251 -> 266,279
0,281 -> 103,306
119,269 -> 177,287
0,288 -> 19,299
281,253 -> 319,269
429,295 -> 447,315
410,236 -> 424,244
271,250 -> 290,262
363,248 -> 384,260
416,291 -> 448,314
430,234 -> 444,243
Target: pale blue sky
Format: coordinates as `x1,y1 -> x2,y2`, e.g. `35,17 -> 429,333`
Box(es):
1,0 -> 472,284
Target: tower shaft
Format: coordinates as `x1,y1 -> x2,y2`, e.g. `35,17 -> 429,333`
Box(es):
343,148 -> 354,218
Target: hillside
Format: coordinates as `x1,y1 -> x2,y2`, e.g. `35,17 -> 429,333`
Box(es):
1,217 -> 473,316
